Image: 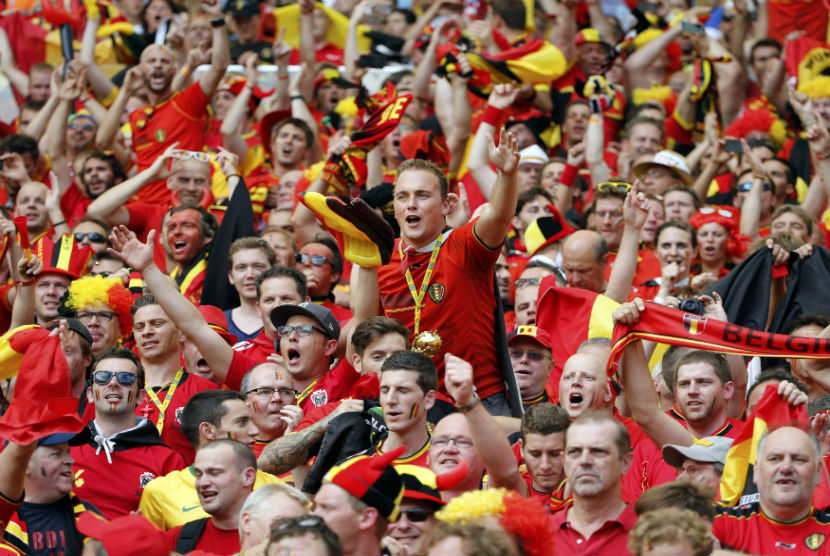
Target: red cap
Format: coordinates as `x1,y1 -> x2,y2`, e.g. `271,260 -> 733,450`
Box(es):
197,305 -> 237,345
508,325 -> 553,351
76,513 -> 168,556
257,108 -> 292,160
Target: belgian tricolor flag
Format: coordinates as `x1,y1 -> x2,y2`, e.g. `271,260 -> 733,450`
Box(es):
535,281 -> 620,400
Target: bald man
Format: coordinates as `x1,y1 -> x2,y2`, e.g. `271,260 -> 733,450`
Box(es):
561,230 -> 609,293
14,182 -> 51,241
558,353 -> 614,420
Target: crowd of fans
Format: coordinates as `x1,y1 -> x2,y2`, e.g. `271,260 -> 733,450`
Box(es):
0,0 -> 829,554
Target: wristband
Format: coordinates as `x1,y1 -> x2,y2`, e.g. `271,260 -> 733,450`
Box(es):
457,392 -> 481,413
52,220 -> 66,227
290,94 -> 305,101
210,17 -> 226,27
816,152 -> 830,161
180,67 -> 192,77
560,163 -> 579,187
15,279 -> 35,287
225,173 -> 241,180
482,104 -> 504,127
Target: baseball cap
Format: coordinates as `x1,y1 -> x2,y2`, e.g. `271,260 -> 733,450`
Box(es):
46,317 -> 93,346
228,0 -> 259,19
507,325 -> 553,351
662,436 -> 734,468
575,28 -> 611,49
197,305 -> 237,346
523,206 -> 575,257
518,144 -> 549,167
270,302 -> 340,341
396,464 -> 445,509
632,150 -> 694,186
37,432 -> 77,446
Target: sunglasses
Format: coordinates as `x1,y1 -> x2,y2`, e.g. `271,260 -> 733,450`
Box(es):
69,123 -> 95,132
177,150 -> 211,162
295,253 -> 331,267
398,507 -> 433,523
736,181 -> 773,192
277,324 -> 328,338
595,181 -> 632,194
508,348 -> 550,362
92,370 -> 138,386
272,515 -> 325,532
514,277 -> 541,289
75,232 -> 108,244
698,206 -> 736,218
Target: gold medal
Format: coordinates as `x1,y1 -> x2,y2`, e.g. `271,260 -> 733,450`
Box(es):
412,330 -> 442,358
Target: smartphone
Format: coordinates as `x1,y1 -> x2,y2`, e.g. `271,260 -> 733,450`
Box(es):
636,2 -> 658,12
680,21 -> 705,34
724,140 -> 743,153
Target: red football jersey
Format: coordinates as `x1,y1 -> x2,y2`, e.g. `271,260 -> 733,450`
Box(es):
714,504 -> 830,555
377,222 -> 505,399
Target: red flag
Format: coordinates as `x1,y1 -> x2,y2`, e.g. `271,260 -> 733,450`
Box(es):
784,35 -> 830,89
535,282 -> 619,400
719,385 -> 808,506
0,326 -> 83,443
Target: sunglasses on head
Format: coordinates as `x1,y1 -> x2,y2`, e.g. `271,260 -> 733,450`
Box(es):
272,515 -> 326,532
295,253 -> 330,266
698,206 -> 736,218
92,370 -> 138,386
595,181 -> 632,194
75,232 -> 108,243
177,150 -> 211,162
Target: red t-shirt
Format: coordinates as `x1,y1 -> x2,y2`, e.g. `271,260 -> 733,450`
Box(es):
550,503 -> 636,556
232,330 -> 274,369
71,424 -> 185,518
378,439 -> 431,469
377,222 -> 505,399
713,504 -> 830,555
167,519 -> 240,556
129,82 -> 210,205
136,371 -> 218,465
605,248 -> 662,285
59,182 -> 91,226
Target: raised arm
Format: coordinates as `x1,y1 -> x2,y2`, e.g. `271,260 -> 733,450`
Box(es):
606,184 -> 650,303
738,139 -> 768,239
614,300 -> 694,447
87,143 -> 179,225
585,111 -> 611,184
467,84 -> 517,199
96,66 -> 144,149
79,13 -> 116,101
473,128 -> 520,249
447,54 -> 472,176
0,27 -> 29,98
444,354 -> 526,494
197,0 -> 230,98
109,225 -> 237,381
220,53 -> 259,160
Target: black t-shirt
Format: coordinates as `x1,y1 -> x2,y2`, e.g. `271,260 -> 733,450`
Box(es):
17,495 -> 100,556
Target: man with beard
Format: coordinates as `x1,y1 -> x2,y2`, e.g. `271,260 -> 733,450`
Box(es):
551,412 -> 635,555
60,152 -> 126,226
96,0 -> 229,205
10,434 -> 101,556
70,348 -> 185,518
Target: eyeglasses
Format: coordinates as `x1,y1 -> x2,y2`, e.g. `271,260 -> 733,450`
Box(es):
398,507 -> 433,523
514,277 -> 541,289
295,253 -> 331,267
698,207 -> 736,218
678,463 -> 717,477
92,370 -> 138,386
272,515 -> 325,532
736,181 -> 773,192
595,181 -> 632,194
431,436 -> 474,449
89,270 -> 113,277
277,324 -> 328,338
177,150 -> 211,162
509,348 -> 550,362
245,387 -> 299,400
77,310 -> 116,322
75,232 -> 108,244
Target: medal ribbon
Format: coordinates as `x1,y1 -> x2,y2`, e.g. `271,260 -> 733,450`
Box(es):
144,368 -> 184,435
399,234 -> 443,334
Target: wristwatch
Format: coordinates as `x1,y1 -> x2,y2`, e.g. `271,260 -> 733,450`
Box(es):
457,392 -> 481,413
211,17 -> 226,28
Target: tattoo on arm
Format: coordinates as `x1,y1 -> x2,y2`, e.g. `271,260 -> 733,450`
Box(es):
257,420 -> 327,475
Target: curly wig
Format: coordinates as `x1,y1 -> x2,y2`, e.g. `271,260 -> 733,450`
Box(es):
65,275 -> 134,340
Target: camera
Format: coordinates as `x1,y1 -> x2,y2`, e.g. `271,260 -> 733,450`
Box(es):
679,298 -> 705,315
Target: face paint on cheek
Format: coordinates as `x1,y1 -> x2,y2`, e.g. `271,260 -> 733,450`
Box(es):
252,400 -> 260,413
40,467 -> 48,478
227,431 -> 236,440
94,390 -> 100,401
409,402 -> 420,421
127,391 -> 134,405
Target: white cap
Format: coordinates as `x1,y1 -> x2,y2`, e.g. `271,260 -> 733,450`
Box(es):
632,150 -> 693,185
518,144 -> 549,167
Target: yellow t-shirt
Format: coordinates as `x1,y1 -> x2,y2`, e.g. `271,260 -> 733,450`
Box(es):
139,466 -> 284,530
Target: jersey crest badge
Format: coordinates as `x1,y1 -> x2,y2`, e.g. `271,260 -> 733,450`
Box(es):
139,472 -> 156,489
428,282 -> 445,303
155,128 -> 167,142
175,406 -> 185,424
311,389 -> 328,407
806,534 -> 826,551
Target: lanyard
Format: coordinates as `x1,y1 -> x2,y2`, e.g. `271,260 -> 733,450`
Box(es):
399,234 -> 443,334
144,368 -> 184,435
296,377 -> 323,407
